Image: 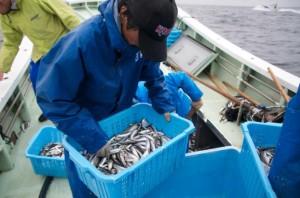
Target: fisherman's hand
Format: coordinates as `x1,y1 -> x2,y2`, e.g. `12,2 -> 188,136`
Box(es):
96,141 -> 111,157
164,112 -> 171,122
192,99 -> 203,110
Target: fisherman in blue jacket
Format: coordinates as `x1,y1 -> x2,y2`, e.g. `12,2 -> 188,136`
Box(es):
136,71 -> 204,119
36,0 -> 178,197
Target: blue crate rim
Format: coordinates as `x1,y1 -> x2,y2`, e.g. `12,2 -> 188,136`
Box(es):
186,146 -> 240,157
25,153 -> 65,161
100,103 -> 195,136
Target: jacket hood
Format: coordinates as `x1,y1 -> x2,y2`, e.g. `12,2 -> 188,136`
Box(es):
99,0 -> 138,56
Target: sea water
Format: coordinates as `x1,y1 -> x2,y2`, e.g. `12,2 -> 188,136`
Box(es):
1,5 -> 299,77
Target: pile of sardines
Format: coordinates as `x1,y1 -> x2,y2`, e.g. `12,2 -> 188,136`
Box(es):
81,118 -> 171,175
257,146 -> 275,175
40,142 -> 64,158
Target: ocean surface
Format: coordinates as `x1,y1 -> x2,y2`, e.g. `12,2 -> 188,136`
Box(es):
1,5 -> 300,77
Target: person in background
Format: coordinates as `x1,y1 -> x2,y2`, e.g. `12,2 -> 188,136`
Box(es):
136,71 -> 204,119
0,27 -> 3,48
36,0 -> 177,196
0,0 -> 81,122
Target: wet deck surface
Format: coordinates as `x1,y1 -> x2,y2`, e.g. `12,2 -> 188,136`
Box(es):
0,87 -> 72,198
195,73 -> 244,148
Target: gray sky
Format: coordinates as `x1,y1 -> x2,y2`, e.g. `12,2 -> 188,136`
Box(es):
176,0 -> 300,7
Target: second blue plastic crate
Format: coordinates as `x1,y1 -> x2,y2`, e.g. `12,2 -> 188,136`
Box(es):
25,126 -> 67,178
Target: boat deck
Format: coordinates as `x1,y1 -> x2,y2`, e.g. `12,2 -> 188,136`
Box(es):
162,65 -> 244,148
0,64 -> 244,198
196,73 -> 244,148
0,85 -> 72,197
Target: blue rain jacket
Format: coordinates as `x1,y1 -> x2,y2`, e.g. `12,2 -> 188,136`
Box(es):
269,84 -> 300,197
136,71 -> 203,118
36,0 -> 174,153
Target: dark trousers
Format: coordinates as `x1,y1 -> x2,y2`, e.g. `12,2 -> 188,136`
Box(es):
65,150 -> 97,197
31,59 -> 96,197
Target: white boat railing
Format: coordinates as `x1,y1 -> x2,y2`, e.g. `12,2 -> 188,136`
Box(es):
0,36 -> 32,171
0,37 -> 32,112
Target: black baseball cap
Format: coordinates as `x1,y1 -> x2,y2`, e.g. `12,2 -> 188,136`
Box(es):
129,0 -> 178,62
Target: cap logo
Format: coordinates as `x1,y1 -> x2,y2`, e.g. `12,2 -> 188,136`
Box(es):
155,25 -> 172,37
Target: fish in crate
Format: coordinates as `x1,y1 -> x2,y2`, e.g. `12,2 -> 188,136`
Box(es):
81,118 -> 171,175
40,142 -> 64,158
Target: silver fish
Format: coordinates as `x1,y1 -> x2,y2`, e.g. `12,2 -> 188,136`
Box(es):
81,119 -> 172,175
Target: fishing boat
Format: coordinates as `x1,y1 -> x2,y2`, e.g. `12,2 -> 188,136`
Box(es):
0,0 -> 299,197
266,3 -> 278,11
253,4 -> 278,11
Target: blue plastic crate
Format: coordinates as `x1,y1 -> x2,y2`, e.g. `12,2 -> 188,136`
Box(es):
240,121 -> 282,198
144,146 -> 275,198
25,126 -> 67,178
146,146 -> 274,197
62,103 -> 194,198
